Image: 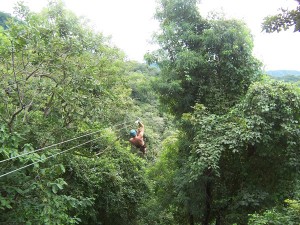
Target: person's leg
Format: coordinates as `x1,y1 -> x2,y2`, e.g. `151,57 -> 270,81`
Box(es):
140,145 -> 147,154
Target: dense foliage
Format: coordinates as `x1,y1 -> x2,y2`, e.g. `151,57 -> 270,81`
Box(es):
185,79 -> 300,224
1,0 -> 300,224
143,0 -> 300,225
0,2 -> 155,224
147,0 -> 261,116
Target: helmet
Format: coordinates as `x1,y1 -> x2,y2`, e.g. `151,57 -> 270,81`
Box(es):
130,129 -> 137,137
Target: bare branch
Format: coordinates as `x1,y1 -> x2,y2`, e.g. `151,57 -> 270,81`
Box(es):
39,74 -> 58,83
25,67 -> 40,81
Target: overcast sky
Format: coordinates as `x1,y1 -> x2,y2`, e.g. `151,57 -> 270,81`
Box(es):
1,0 -> 299,70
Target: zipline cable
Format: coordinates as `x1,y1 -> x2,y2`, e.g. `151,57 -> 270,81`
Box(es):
0,120 -> 131,164
0,130 -> 102,164
0,136 -> 102,179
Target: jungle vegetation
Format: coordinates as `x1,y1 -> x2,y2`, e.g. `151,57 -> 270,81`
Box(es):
0,0 -> 299,224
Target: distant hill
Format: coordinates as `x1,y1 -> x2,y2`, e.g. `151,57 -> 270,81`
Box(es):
266,70 -> 300,84
266,70 -> 300,77
0,11 -> 12,29
272,75 -> 300,83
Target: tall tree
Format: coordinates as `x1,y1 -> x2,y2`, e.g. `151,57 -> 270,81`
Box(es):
150,0 -> 261,116
146,79 -> 300,225
185,79 -> 300,224
145,0 -> 263,224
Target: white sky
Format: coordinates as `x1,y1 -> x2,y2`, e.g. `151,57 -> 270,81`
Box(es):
0,0 -> 300,70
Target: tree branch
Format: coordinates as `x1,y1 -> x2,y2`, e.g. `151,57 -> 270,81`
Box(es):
44,91 -> 55,117
11,41 -> 23,107
39,74 -> 58,83
25,67 -> 40,81
21,49 -> 30,69
8,106 -> 24,133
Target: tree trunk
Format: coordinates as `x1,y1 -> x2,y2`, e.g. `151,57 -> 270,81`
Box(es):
215,213 -> 221,225
189,213 -> 194,225
203,180 -> 212,225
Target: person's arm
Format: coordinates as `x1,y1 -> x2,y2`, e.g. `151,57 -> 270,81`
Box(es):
137,122 -> 144,137
129,138 -> 134,144
138,121 -> 144,128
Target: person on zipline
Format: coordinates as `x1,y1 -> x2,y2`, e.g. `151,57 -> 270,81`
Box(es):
129,120 -> 147,154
